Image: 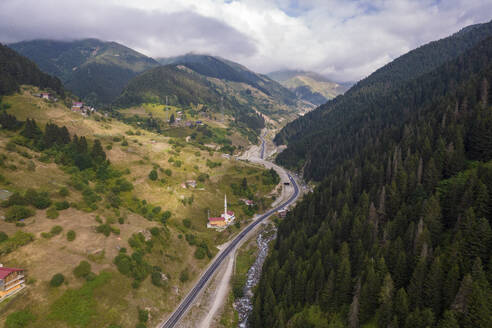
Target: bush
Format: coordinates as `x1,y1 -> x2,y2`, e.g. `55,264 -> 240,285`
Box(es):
0,231 -> 34,256
73,261 -> 91,278
55,200 -> 70,210
182,218 -> 191,228
50,273 -> 65,287
50,225 -> 63,235
138,307 -> 149,322
164,169 -> 172,176
5,310 -> 36,328
179,269 -> 189,282
67,230 -> 76,241
160,211 -> 171,224
96,223 -> 112,236
59,187 -> 69,197
194,247 -> 206,259
25,189 -> 51,209
148,169 -> 158,181
151,271 -> 162,286
46,207 -> 59,219
0,231 -> 8,242
5,205 -> 34,222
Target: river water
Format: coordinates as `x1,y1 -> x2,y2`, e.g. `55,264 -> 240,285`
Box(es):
234,227 -> 277,327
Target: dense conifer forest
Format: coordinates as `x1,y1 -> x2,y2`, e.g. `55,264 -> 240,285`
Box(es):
252,29 -> 492,328
0,43 -> 63,96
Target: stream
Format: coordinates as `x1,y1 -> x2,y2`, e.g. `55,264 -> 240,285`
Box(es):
234,227 -> 277,327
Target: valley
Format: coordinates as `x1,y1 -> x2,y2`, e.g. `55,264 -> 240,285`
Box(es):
1,5 -> 492,328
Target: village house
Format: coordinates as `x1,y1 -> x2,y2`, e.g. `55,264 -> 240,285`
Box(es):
0,265 -> 26,301
207,194 -> 235,229
71,101 -> 84,112
186,180 -> 197,188
277,209 -> 288,218
242,199 -> 254,206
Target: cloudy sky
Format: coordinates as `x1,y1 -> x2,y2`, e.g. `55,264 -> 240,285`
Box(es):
1,0 -> 491,82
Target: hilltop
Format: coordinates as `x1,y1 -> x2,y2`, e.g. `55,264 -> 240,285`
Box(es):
9,39 -> 159,105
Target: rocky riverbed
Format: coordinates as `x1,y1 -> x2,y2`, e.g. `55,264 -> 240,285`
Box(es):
234,227 -> 277,327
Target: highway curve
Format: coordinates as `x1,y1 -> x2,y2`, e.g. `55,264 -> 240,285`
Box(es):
159,135 -> 299,328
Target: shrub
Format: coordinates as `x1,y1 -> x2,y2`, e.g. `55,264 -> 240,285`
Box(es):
148,169 -> 158,181
164,169 -> 172,176
0,231 -> 8,242
50,225 -> 63,235
46,207 -> 59,219
151,271 -> 162,286
25,189 -> 51,209
5,310 -> 36,328
5,205 -> 34,222
160,211 -> 171,223
138,307 -> 149,322
50,273 -> 65,287
121,140 -> 128,146
96,223 -> 112,236
194,247 -> 206,259
150,227 -> 159,236
59,187 -> 69,197
73,261 -> 91,278
179,269 -> 189,282
182,218 -> 191,228
67,230 -> 76,241
0,231 -> 34,255
118,217 -> 124,224
55,201 -> 70,210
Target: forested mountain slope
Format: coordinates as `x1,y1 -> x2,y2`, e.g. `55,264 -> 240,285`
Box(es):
0,43 -> 63,96
275,20 -> 492,175
9,39 -> 159,105
114,65 -> 266,133
157,54 -> 297,107
251,36 -> 492,328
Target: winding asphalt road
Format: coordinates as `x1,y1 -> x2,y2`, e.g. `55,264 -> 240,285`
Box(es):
159,135 -> 299,328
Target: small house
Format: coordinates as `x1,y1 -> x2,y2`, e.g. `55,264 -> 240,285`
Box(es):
243,199 -> 254,206
40,92 -> 51,100
71,102 -> 84,112
0,265 -> 26,300
186,180 -> 197,188
207,216 -> 226,228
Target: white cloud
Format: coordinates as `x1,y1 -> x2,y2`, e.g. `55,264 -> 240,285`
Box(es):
0,0 -> 491,82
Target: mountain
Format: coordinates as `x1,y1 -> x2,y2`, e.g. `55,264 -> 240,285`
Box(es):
156,54 -> 300,113
251,24 -> 492,328
0,43 -> 63,96
275,19 -> 492,179
9,39 -> 159,105
117,54 -> 306,130
268,69 -> 349,105
114,64 -> 266,134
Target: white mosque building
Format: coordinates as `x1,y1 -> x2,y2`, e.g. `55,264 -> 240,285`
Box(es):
207,194 -> 235,228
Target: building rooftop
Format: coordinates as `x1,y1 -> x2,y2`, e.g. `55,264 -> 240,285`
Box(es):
209,217 -> 225,222
0,267 -> 23,280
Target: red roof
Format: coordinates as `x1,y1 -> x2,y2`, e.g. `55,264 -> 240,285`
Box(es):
227,211 -> 234,216
209,217 -> 224,222
0,267 -> 23,279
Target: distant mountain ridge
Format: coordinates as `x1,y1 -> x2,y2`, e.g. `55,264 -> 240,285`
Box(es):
9,39 -> 159,105
268,69 -> 349,105
157,54 -> 298,107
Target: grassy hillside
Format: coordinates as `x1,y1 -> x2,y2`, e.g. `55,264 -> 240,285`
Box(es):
0,87 -> 281,328
9,39 -> 159,105
268,70 -> 349,105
